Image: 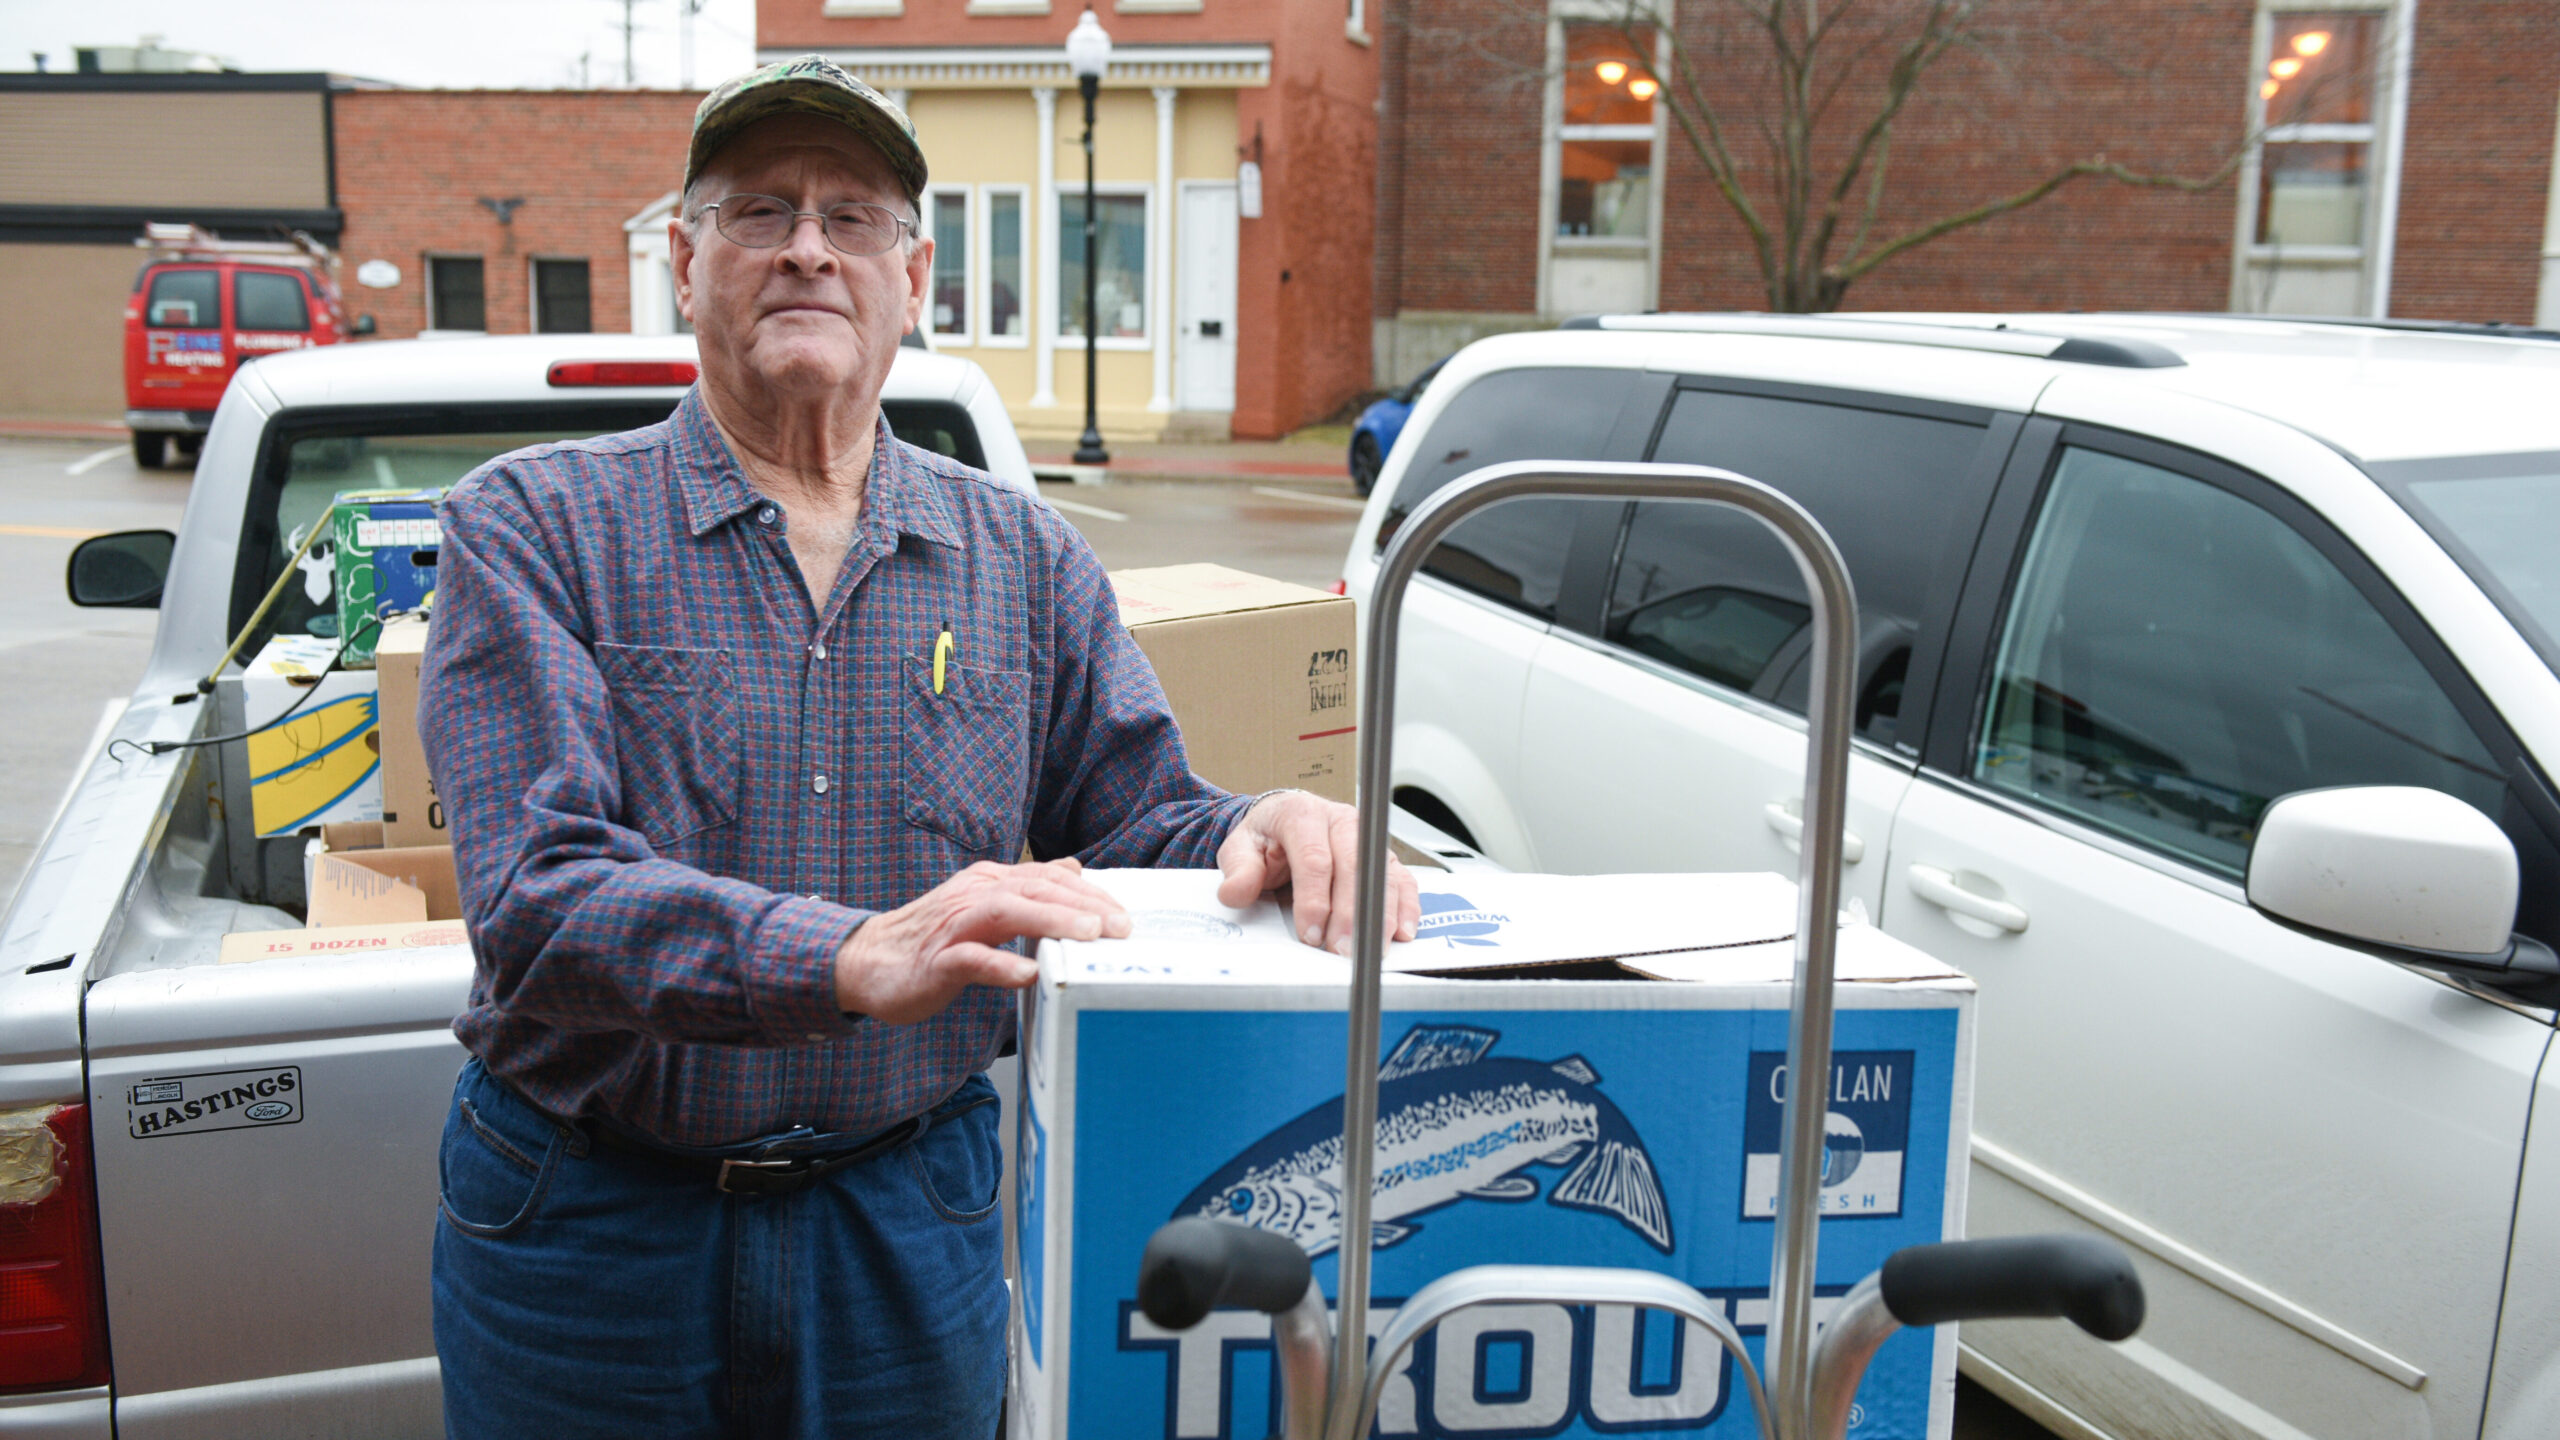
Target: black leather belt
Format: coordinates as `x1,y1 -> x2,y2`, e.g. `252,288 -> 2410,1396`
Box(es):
586,1114 -> 925,1197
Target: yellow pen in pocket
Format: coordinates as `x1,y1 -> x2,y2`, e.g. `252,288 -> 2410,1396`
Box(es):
932,623 -> 954,695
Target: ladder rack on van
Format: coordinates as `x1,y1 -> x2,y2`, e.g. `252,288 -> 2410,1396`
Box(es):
135,221 -> 336,273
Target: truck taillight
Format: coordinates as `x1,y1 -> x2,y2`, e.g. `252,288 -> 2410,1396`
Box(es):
0,1106 -> 111,1392
547,360 -> 699,388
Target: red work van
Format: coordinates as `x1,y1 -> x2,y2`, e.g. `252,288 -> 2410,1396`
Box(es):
124,223 -> 353,468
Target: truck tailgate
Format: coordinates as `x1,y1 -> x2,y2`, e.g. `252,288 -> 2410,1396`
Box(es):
84,946 -> 469,1438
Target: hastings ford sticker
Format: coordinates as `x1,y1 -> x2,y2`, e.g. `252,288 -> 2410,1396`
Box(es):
125,1067 -> 303,1139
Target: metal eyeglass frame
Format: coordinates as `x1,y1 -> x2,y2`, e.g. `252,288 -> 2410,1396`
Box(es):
696,194 -> 918,256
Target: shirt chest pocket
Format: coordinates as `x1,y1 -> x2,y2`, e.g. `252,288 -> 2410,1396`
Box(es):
593,642 -> 743,850
901,656 -> 1031,856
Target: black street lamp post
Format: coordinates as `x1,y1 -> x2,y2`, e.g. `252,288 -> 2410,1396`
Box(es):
1066,10 -> 1112,466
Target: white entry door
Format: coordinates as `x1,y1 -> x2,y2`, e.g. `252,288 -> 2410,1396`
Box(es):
1176,182 -> 1237,412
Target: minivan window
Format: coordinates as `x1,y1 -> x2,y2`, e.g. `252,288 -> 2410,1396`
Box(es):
2370,452 -> 2560,672
1979,446 -> 2504,878
1622,388 -> 1994,742
1381,365 -> 1636,621
146,268 -> 220,329
235,270 -> 310,332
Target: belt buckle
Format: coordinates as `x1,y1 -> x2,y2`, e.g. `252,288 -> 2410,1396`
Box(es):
717,1156 -> 811,1195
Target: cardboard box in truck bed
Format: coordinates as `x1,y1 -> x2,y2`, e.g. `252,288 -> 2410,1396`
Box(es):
373,615 -> 448,848
1009,869 -> 1973,1440
1111,564 -> 1356,803
217,831 -> 466,963
239,634 -> 381,838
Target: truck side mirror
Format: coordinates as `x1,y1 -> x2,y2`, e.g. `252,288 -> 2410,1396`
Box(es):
67,529 -> 176,608
351,314 -> 377,337
2247,785 -> 2558,999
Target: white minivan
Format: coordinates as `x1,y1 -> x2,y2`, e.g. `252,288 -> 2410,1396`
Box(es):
1342,313 -> 2560,1440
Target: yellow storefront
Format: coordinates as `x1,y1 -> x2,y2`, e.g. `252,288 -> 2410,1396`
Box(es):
824,48 -> 1268,445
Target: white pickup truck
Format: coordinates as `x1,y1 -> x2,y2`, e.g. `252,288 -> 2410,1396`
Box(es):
0,334 -> 1035,1437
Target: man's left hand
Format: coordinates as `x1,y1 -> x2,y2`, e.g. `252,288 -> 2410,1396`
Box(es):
1216,792 -> 1421,956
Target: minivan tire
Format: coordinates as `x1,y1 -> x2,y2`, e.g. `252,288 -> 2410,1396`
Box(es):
132,432 -> 168,469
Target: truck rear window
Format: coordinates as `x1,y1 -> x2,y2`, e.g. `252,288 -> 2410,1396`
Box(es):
145,268 -> 219,329
235,271 -> 310,331
234,401 -> 993,657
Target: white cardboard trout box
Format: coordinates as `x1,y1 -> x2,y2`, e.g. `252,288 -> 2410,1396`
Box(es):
1010,870 -> 1975,1440
1110,564 -> 1356,802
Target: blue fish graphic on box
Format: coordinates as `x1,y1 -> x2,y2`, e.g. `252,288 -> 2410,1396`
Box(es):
1174,1024 -> 1673,1255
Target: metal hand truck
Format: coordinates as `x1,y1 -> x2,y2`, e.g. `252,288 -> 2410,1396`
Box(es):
1136,461 -> 2147,1440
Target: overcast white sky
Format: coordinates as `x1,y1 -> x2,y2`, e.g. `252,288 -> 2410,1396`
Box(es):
0,0 -> 763,91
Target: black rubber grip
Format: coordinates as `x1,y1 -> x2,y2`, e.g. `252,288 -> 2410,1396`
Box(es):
1138,1218 -> 1314,1330
1880,1236 -> 2145,1341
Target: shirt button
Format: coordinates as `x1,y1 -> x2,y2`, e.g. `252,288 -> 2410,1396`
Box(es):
811,641 -> 828,661
759,505 -> 778,525
812,774 -> 830,794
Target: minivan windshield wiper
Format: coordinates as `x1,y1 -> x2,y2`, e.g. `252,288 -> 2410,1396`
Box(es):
2368,452 -> 2560,674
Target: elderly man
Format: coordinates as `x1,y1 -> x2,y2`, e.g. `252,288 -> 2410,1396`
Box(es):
418,55 -> 1415,1439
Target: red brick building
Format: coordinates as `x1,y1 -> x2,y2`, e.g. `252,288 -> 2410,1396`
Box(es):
333,91 -> 701,341
1370,0 -> 2560,384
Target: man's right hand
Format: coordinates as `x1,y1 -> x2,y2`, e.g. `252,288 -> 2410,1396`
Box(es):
832,857 -> 1130,1024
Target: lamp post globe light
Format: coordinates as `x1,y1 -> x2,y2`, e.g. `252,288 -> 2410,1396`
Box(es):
1066,9 -> 1112,465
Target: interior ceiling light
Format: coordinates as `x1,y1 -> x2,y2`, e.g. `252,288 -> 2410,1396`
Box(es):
1628,76 -> 1659,100
1595,60 -> 1629,84
2262,79 -> 2281,98
2270,56 -> 2304,78
2293,30 -> 2332,56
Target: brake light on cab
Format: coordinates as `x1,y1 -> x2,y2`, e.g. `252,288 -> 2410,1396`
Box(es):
546,360 -> 699,388
0,1105 -> 111,1392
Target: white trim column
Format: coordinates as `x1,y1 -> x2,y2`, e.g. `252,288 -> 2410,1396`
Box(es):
1031,86 -> 1060,408
2367,0 -> 2418,318
1149,85 -> 1178,412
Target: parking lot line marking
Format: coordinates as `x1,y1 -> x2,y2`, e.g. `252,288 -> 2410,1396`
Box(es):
0,523 -> 105,539
1251,485 -> 1367,512
65,446 -> 125,476
1045,496 -> 1128,523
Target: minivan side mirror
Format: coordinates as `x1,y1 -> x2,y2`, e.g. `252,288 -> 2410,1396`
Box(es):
2247,786 -> 2560,1000
67,529 -> 176,608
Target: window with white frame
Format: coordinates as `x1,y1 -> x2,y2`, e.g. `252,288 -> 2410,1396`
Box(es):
982,186 -> 1029,345
1555,21 -> 1658,242
2238,4 -> 2394,314
426,255 -> 486,332
2254,10 -> 2385,250
531,257 -> 591,334
1056,188 -> 1149,341
926,187 -> 971,343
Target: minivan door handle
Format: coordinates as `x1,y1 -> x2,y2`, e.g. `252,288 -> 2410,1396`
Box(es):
1763,802 -> 1864,863
1907,864 -> 2030,933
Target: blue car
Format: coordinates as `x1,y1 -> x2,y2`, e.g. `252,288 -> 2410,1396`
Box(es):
1347,355 -> 1448,495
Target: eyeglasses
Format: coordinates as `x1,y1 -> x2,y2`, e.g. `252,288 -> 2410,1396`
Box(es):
699,194 -> 916,257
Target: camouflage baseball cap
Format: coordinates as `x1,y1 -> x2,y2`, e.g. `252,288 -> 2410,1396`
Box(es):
686,55 -> 927,207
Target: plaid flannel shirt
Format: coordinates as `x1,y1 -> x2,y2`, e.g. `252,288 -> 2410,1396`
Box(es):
419,389 -> 1251,1145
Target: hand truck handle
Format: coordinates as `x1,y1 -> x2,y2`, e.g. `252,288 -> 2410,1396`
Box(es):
1808,1235 -> 2144,1440
1881,1234 -> 2145,1339
1137,1219 -> 1332,1440
1137,1217 -> 1315,1328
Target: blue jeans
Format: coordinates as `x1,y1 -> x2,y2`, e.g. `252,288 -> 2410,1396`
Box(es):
432,1058 -> 1005,1439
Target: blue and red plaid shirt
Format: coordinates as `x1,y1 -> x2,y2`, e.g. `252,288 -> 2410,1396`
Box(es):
419,389 -> 1250,1145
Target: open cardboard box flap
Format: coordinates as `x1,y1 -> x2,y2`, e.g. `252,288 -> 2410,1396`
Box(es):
218,831 -> 468,964
1057,869 -> 1964,985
